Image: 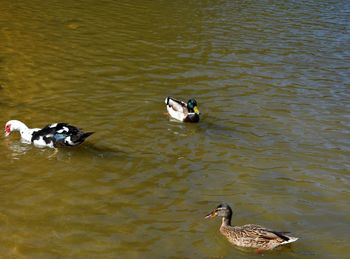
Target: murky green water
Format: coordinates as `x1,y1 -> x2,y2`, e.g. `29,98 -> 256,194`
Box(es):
0,0 -> 349,258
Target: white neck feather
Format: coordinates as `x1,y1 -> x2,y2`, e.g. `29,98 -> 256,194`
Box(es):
7,120 -> 34,142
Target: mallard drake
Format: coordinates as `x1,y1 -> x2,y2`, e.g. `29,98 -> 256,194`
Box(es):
4,120 -> 93,148
165,97 -> 200,122
205,203 -> 298,251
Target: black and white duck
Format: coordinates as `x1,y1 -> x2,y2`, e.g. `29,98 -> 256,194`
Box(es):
4,120 -> 93,148
205,203 -> 298,251
165,97 -> 200,122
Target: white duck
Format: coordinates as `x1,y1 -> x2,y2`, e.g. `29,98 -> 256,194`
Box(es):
4,120 -> 94,148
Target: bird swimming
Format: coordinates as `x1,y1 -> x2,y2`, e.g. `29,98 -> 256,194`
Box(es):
205,203 -> 298,251
4,120 -> 93,148
165,97 -> 200,122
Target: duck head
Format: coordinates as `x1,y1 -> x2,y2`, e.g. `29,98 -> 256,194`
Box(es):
4,120 -> 26,137
187,98 -> 200,114
205,203 -> 233,220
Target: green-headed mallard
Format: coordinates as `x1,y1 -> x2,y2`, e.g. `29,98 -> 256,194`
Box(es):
165,97 -> 200,122
205,203 -> 298,251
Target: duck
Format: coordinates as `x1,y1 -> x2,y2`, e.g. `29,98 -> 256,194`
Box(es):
4,120 -> 94,148
205,203 -> 298,251
165,97 -> 200,122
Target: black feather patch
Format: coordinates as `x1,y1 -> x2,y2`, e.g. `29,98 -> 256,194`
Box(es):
270,231 -> 290,241
31,123 -> 93,147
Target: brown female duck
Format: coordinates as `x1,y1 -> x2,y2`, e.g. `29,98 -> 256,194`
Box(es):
205,203 -> 298,251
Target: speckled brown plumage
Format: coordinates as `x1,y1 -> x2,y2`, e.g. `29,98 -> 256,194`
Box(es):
206,203 -> 298,251
220,223 -> 294,250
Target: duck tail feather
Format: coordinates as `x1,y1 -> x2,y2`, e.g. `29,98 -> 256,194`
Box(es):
81,132 -> 94,140
281,236 -> 299,244
271,231 -> 293,242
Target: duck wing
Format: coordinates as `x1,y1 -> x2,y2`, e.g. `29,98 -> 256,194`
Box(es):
165,97 -> 188,114
31,123 -> 93,147
240,224 -> 289,240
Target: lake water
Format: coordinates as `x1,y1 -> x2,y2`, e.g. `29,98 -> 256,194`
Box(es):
0,0 -> 349,258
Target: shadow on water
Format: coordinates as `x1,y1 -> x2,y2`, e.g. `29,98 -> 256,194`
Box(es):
52,143 -> 129,161
72,142 -> 128,158
196,114 -> 239,138
164,114 -> 242,147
